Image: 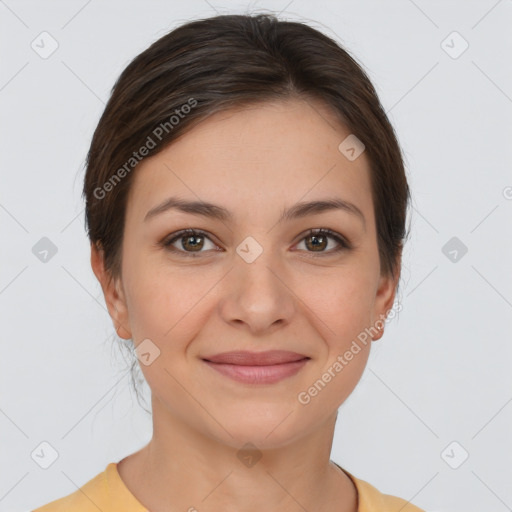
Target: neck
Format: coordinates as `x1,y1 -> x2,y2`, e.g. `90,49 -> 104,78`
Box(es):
118,394 -> 357,512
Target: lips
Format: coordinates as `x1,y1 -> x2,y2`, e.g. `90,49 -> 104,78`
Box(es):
202,350 -> 309,366
202,350 -> 310,385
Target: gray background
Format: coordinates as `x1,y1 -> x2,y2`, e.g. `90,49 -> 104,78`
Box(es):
1,1 -> 511,511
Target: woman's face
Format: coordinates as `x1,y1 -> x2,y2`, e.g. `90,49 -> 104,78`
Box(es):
93,98 -> 398,450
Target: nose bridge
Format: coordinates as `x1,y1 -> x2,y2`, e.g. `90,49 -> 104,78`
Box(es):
235,234 -> 283,298
222,234 -> 295,331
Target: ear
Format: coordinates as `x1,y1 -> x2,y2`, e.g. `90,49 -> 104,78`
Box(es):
90,242 -> 132,340
371,249 -> 402,341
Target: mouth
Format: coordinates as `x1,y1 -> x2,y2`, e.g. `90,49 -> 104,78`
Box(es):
201,350 -> 310,385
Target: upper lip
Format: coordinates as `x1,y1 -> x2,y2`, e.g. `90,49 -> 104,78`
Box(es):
202,350 -> 309,366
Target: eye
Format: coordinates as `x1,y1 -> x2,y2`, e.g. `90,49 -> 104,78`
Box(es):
161,227 -> 351,258
294,228 -> 351,256
162,228 -> 219,257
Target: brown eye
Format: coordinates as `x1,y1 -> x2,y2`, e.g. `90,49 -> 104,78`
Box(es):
296,228 -> 350,256
180,233 -> 204,251
304,232 -> 328,251
163,229 -> 218,256
161,227 -> 350,259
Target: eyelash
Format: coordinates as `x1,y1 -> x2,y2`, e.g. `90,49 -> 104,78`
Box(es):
161,228 -> 351,258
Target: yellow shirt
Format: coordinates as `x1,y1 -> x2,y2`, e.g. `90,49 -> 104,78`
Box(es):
32,461 -> 425,511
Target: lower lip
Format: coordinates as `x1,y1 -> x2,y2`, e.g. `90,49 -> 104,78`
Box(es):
202,359 -> 309,384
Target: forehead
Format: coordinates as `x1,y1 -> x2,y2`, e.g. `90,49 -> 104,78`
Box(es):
127,98 -> 374,226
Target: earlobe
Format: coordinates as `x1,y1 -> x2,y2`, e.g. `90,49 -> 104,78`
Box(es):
90,242 -> 132,340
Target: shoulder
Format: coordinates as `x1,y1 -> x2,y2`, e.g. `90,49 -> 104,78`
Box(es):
32,462 -> 147,512
348,472 -> 425,512
32,463 -> 113,512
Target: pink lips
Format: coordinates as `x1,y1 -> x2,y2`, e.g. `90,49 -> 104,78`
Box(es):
202,350 -> 310,385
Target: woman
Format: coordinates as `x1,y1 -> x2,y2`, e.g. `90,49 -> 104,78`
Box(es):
34,13 -> 423,512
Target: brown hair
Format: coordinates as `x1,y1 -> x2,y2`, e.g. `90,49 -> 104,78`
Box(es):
83,13 -> 410,407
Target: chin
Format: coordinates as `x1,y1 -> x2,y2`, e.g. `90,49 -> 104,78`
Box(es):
201,409 -> 311,452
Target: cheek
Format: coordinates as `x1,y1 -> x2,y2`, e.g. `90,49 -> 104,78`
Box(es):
122,251 -> 176,339
301,266 -> 376,342
122,265 -> 201,394
123,256 -> 216,348
296,273 -> 374,411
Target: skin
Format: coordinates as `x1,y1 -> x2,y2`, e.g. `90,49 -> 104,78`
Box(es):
91,97 -> 400,512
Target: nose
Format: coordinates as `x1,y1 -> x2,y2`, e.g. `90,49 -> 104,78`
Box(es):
219,247 -> 296,335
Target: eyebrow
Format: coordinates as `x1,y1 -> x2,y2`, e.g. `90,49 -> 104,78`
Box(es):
144,196 -> 366,229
